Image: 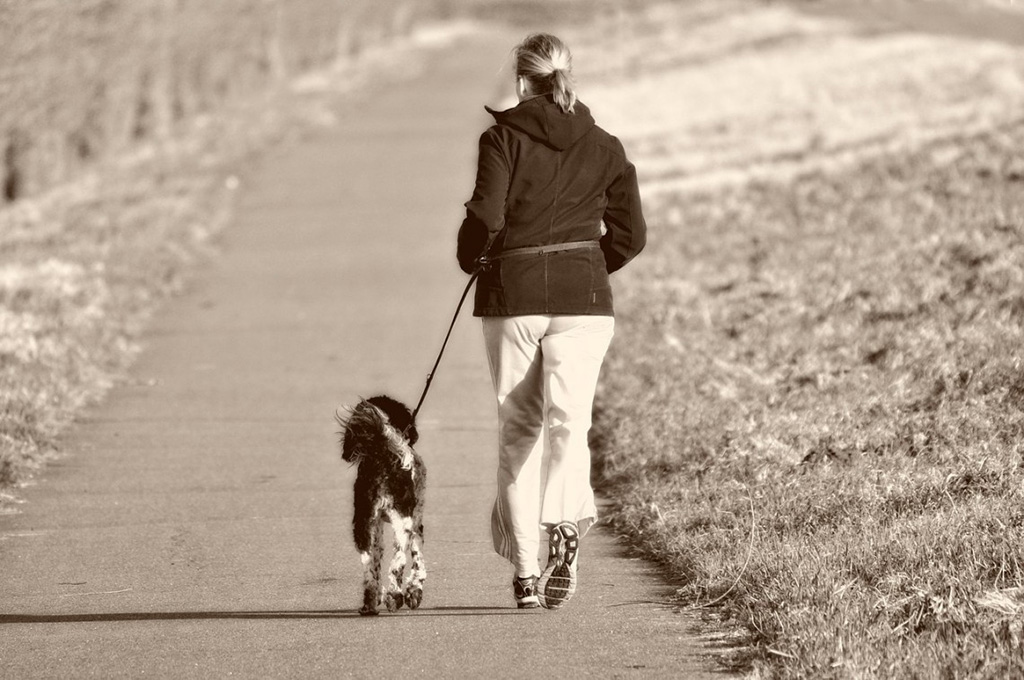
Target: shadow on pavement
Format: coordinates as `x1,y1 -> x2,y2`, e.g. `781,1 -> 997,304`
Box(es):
0,606 -> 524,624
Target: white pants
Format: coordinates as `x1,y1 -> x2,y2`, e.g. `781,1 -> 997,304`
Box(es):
482,314 -> 615,578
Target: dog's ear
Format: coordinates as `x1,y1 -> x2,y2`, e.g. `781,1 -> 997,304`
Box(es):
337,407 -> 355,462
334,407 -> 348,431
367,395 -> 418,446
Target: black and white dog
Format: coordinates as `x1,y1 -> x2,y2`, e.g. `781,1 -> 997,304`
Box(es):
337,395 -> 426,616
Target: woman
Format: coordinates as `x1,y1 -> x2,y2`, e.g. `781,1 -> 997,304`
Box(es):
457,33 -> 646,610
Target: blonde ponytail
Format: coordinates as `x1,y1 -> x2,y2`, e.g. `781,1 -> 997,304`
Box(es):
551,69 -> 577,114
514,33 -> 577,114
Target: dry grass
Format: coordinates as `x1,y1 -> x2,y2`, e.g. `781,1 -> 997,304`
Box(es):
0,124 -> 241,490
595,140 -> 1024,675
573,2 -> 1024,676
0,0 -> 419,202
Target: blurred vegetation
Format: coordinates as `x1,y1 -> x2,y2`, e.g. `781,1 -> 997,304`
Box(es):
0,0 -> 421,204
432,0 -> 639,26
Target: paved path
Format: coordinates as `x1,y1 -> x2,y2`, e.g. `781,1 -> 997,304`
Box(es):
0,31 -> 720,679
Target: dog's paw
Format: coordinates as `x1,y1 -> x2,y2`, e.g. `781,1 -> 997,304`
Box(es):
361,587 -> 380,616
404,585 -> 423,610
384,591 -> 404,612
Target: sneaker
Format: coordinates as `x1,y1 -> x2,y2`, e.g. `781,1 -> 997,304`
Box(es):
537,521 -> 579,610
513,575 -> 540,609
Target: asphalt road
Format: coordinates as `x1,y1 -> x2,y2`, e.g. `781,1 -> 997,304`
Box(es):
0,31 -> 722,679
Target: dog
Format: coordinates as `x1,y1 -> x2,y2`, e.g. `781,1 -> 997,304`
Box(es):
337,395 -> 426,616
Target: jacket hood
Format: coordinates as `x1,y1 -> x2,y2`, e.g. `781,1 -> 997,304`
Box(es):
485,95 -> 595,151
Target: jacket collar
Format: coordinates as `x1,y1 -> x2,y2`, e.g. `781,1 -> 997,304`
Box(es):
486,94 -> 595,151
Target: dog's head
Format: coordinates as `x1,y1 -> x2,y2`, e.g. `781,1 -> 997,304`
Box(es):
337,394 -> 418,464
365,395 -> 418,446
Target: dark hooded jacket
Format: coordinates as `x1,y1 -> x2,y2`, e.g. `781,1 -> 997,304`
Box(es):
457,94 -> 646,316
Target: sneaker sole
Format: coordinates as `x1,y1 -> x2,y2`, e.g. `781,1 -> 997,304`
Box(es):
539,564 -> 575,609
538,523 -> 578,609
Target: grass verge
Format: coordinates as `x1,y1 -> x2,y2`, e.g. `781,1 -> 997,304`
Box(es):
578,2 -> 1024,676
594,124 -> 1024,676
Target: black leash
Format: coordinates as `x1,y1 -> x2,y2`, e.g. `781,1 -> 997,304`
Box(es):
410,268 -> 481,422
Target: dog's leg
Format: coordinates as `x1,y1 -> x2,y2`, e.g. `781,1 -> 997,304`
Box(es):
371,517 -> 386,612
404,464 -> 427,609
403,518 -> 426,610
354,492 -> 379,616
358,550 -> 378,616
384,510 -> 411,612
358,514 -> 385,616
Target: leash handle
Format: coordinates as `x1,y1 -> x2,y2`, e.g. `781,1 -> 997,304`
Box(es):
410,268 -> 480,422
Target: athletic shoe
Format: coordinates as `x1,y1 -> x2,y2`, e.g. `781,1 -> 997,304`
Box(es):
513,575 -> 540,609
537,521 -> 579,609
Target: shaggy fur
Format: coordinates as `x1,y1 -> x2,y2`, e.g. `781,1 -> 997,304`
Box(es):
337,395 -> 426,616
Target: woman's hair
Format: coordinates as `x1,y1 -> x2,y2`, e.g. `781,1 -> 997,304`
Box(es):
513,33 -> 577,114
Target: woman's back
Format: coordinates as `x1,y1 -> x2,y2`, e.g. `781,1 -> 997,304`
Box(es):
458,94 -> 644,316
486,95 -> 629,249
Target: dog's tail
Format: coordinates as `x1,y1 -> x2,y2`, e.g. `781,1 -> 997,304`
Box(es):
337,399 -> 415,470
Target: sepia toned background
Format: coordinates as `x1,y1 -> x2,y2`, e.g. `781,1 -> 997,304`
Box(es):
2,1 -> 1023,677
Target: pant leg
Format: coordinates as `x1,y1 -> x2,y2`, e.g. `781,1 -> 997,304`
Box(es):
482,315 -> 550,578
539,315 -> 615,538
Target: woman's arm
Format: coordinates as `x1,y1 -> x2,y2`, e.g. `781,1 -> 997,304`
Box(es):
457,128 -> 511,274
601,147 -> 646,274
